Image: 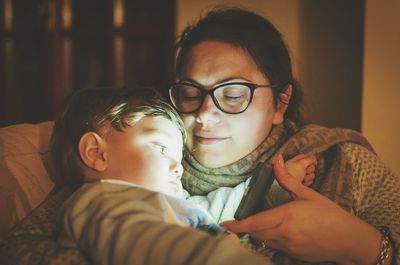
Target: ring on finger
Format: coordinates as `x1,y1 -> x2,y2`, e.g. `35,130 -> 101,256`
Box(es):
256,239 -> 269,249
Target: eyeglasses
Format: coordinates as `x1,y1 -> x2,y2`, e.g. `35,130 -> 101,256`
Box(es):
168,82 -> 278,114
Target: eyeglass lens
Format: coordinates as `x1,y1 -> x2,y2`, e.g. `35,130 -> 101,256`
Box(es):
169,83 -> 252,114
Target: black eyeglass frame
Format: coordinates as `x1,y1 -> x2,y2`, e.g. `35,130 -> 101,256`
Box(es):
168,81 -> 278,114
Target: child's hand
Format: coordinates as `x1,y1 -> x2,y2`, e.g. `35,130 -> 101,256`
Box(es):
284,154 -> 317,187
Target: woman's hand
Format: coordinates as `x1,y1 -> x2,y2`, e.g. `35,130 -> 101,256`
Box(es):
221,155 -> 383,265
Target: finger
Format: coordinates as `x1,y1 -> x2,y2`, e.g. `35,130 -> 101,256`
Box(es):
248,229 -> 281,242
289,153 -> 310,161
302,175 -> 314,186
303,174 -> 315,183
305,165 -> 316,174
302,179 -> 314,187
274,154 -> 321,201
220,207 -> 285,234
298,155 -> 317,168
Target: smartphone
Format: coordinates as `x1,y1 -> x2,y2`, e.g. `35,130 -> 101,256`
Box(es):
234,163 -> 275,220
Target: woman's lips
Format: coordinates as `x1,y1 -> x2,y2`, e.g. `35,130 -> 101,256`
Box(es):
195,135 -> 228,144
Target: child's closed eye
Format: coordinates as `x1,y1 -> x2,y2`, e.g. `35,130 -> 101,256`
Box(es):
151,142 -> 167,155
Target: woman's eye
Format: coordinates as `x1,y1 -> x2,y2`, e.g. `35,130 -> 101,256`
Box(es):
182,94 -> 200,101
181,90 -> 200,101
223,94 -> 243,102
220,86 -> 246,103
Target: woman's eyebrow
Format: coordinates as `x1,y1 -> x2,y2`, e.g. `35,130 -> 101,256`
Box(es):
179,77 -> 252,86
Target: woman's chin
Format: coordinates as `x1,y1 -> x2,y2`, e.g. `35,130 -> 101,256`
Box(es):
194,152 -> 233,168
190,142 -> 243,168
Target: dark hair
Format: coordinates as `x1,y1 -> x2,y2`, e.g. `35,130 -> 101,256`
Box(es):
50,87 -> 186,190
175,7 -> 302,125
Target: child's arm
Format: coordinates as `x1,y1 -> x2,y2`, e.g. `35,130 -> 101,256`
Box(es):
59,182 -> 272,265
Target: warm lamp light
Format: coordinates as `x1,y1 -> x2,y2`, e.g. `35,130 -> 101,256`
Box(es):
114,0 -> 124,28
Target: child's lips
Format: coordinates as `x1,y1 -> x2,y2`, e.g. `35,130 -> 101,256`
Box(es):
169,181 -> 183,196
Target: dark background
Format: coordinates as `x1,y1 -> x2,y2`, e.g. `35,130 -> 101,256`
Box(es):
0,0 -> 176,126
0,0 -> 366,132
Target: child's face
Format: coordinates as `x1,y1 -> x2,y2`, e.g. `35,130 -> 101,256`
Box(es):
104,116 -> 184,197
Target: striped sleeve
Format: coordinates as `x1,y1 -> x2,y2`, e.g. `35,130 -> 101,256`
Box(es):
58,182 -> 272,265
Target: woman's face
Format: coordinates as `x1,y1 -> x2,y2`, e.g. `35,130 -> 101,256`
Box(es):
179,41 -> 284,168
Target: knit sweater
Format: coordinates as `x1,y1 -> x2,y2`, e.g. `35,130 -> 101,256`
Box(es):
182,122 -> 400,264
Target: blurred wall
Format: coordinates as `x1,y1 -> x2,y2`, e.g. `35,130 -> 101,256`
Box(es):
176,0 -> 302,78
363,0 -> 400,174
0,0 -> 175,126
177,0 -> 399,174
298,1 -> 364,131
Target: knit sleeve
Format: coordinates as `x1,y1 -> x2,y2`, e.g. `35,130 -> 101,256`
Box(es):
341,143 -> 400,264
59,183 -> 272,265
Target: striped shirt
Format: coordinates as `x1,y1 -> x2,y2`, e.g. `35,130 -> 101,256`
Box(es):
58,181 -> 272,265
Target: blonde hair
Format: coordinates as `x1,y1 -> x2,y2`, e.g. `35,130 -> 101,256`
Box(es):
50,87 -> 185,190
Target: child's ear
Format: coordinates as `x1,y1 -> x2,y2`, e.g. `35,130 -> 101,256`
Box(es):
272,84 -> 292,125
78,132 -> 108,172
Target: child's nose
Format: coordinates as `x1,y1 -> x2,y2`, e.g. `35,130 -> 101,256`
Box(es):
172,163 -> 183,180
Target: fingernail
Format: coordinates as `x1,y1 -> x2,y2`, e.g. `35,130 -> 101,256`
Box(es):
278,154 -> 284,166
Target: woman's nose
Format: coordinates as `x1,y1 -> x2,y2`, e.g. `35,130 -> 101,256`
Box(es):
195,95 -> 220,125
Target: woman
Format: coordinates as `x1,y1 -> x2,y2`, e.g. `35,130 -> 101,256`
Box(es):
168,7 -> 399,265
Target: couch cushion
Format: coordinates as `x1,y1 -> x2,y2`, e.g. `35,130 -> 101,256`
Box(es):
0,121 -> 55,235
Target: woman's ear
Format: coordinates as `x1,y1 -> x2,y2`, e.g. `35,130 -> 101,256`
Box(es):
78,132 -> 108,172
272,84 -> 292,125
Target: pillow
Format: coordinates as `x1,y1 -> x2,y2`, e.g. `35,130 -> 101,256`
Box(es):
0,121 -> 55,235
